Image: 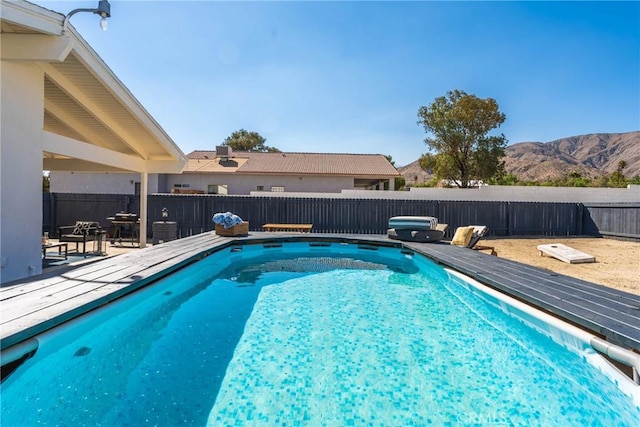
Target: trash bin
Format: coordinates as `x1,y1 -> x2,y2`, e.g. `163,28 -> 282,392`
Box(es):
152,221 -> 177,245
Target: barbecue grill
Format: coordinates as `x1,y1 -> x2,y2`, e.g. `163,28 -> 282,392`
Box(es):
107,213 -> 140,246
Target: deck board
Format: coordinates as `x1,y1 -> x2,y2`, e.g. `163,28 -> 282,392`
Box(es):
1,233 -> 639,353
0,233 -> 232,349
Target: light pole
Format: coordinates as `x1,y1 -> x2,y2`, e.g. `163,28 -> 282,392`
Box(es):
62,0 -> 111,34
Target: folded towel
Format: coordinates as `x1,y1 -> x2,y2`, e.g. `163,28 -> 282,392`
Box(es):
222,215 -> 235,228
212,211 -> 244,228
212,212 -> 226,224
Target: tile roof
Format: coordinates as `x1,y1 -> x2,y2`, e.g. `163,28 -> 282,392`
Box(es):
184,158 -> 247,173
186,151 -> 399,177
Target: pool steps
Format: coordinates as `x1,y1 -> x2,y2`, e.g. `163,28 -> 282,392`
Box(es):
0,338 -> 38,381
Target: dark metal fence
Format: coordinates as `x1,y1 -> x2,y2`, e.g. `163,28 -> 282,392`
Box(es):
42,193 -> 639,241
582,204 -> 640,240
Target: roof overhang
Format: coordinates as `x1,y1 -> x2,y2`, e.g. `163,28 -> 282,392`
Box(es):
1,0 -> 187,174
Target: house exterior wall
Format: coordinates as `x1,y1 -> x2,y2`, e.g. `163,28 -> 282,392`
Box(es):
1,61 -> 45,283
166,173 -> 357,194
157,173 -> 168,193
51,172 -> 372,195
47,170 -> 639,202
50,172 -> 161,194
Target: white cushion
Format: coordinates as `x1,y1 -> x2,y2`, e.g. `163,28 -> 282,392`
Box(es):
388,216 -> 438,230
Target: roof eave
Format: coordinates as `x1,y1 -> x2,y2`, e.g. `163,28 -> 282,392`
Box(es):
1,0 -> 64,35
2,0 -> 187,173
67,27 -> 186,165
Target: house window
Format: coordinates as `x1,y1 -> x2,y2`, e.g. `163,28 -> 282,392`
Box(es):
256,185 -> 264,191
173,184 -> 190,188
134,182 -> 141,195
270,186 -> 285,192
208,184 -> 228,195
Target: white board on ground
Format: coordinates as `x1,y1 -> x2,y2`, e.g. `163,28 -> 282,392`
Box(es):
537,243 -> 596,264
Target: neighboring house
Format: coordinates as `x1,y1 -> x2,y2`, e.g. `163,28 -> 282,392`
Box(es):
51,148 -> 401,195
1,1 -> 186,284
50,171 -> 166,195
177,149 -> 400,194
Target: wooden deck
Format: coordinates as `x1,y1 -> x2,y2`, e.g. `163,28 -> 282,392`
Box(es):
1,232 -> 234,350
2,233 -> 639,354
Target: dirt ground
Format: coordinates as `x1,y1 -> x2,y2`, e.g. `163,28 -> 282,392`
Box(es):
482,236 -> 640,295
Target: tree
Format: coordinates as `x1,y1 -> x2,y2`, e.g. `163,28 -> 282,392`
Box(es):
488,173 -> 521,186
222,129 -> 280,152
609,160 -> 627,188
563,171 -> 592,187
417,90 -> 507,188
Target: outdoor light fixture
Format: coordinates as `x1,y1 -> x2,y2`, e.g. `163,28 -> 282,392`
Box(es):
62,0 -> 111,34
161,208 -> 169,222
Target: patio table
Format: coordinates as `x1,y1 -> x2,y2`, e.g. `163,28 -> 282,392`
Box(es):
42,242 -> 68,260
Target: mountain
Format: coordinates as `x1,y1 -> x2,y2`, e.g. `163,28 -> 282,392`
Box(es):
398,131 -> 640,184
503,132 -> 640,181
397,158 -> 432,186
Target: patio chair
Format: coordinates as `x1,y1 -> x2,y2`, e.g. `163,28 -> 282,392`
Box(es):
435,223 -> 449,233
451,225 -> 497,255
58,221 -> 101,255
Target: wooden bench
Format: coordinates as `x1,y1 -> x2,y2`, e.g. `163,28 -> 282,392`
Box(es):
262,223 -> 312,233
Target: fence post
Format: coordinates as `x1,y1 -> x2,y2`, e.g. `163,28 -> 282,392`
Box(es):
51,193 -> 56,237
577,203 -> 584,236
201,196 -> 207,234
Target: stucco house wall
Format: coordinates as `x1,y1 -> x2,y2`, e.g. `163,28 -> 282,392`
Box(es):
2,0 -> 186,284
166,173 -> 360,195
50,171 -> 161,194
50,171 -> 394,195
48,170 -> 639,202
1,61 -> 46,282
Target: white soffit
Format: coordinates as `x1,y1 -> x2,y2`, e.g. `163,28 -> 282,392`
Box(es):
1,0 -> 187,173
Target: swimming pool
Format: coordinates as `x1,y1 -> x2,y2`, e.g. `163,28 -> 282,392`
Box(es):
1,241 -> 639,425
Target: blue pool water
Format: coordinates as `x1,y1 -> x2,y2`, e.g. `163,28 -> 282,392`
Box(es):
1,242 -> 638,426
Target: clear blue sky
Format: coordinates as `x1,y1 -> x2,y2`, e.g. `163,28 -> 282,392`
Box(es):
36,1 -> 639,166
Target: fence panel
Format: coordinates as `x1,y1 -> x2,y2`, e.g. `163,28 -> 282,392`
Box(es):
51,193 -> 131,237
46,193 -> 636,240
149,194 -> 204,238
582,204 -> 640,240
437,201 -> 509,237
508,202 -> 580,236
42,193 -> 53,235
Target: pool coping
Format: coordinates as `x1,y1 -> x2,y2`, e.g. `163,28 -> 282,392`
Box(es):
1,232 -> 639,355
